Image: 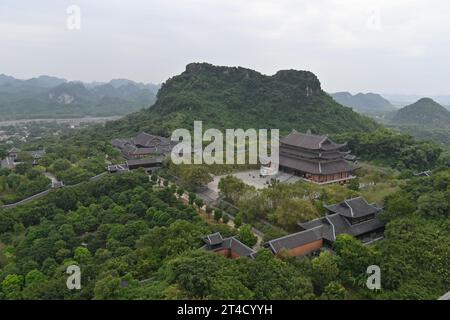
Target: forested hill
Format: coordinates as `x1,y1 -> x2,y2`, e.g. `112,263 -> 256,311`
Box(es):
0,75 -> 158,119
105,63 -> 380,137
392,98 -> 450,128
330,92 -> 395,115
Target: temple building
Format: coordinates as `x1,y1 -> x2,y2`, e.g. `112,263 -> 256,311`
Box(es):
202,232 -> 257,259
112,132 -> 174,159
264,197 -> 385,257
277,130 -> 359,184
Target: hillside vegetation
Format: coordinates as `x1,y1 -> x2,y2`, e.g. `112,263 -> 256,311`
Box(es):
392,98 -> 450,128
330,92 -> 396,116
0,74 -> 158,119
105,63 -> 380,137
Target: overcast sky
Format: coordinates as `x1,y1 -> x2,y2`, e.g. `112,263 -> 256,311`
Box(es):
1,0 -> 449,94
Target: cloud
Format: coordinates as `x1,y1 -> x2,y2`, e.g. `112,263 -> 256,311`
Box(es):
0,0 -> 449,94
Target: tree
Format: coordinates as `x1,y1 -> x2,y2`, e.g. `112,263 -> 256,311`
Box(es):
270,198 -> 319,231
1,274 -> 23,300
311,252 -> 340,293
15,162 -> 32,175
321,281 -> 347,300
194,198 -> 204,209
234,212 -> 243,228
347,178 -> 360,191
74,246 -> 92,264
214,209 -> 223,222
176,187 -> 184,197
237,224 -> 257,247
222,214 -> 229,224
333,234 -> 376,283
417,192 -> 449,218
188,192 -> 196,205
218,175 -> 251,203
93,275 -> 123,300
384,194 -> 416,221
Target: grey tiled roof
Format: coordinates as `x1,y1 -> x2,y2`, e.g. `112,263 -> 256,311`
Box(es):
223,238 -> 257,258
298,217 -> 326,230
111,139 -> 129,148
324,197 -> 380,218
280,130 -> 346,150
202,232 -> 256,259
126,156 -> 165,167
266,226 -> 324,254
268,197 -> 386,254
203,232 -> 224,246
279,155 -> 358,175
132,132 -> 171,148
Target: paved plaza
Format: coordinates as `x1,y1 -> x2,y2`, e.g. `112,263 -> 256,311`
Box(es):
207,169 -> 302,194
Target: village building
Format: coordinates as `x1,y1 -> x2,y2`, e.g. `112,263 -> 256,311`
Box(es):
106,164 -> 130,174
0,156 -> 15,170
29,150 -> 46,165
8,147 -> 20,160
112,132 -> 174,159
126,155 -> 165,172
202,232 -> 257,259
264,197 -> 385,257
52,180 -> 64,188
276,130 -> 359,184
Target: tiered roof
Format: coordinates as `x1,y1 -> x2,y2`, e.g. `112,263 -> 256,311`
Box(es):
112,132 -> 174,158
132,132 -> 172,148
280,130 -> 347,151
278,130 -> 358,176
265,197 -> 385,255
324,196 -> 380,218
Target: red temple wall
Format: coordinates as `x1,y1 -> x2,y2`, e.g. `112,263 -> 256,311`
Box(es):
286,239 -> 323,256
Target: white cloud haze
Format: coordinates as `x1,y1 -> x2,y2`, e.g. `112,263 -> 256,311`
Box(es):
0,0 -> 449,94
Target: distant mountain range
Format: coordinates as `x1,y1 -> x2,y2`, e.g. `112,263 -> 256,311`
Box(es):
104,62 -> 380,137
383,94 -> 450,109
0,74 -> 160,119
330,92 -> 396,116
391,98 -> 450,129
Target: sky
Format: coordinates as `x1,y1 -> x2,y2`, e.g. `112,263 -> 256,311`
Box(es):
1,0 -> 450,95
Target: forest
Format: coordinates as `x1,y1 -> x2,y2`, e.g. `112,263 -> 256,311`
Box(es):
0,168 -> 448,300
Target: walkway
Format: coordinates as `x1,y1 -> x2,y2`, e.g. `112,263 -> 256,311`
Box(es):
0,171 -> 107,209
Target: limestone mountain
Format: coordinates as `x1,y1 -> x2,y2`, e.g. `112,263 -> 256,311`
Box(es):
0,75 -> 158,119
330,92 -> 395,116
392,98 -> 450,128
108,63 -> 380,136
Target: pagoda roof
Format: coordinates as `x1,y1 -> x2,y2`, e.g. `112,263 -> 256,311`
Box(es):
126,156 -> 165,167
279,155 -> 358,175
280,146 -> 350,160
132,132 -> 171,148
267,208 -> 386,254
324,197 -> 381,218
280,130 -> 347,151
